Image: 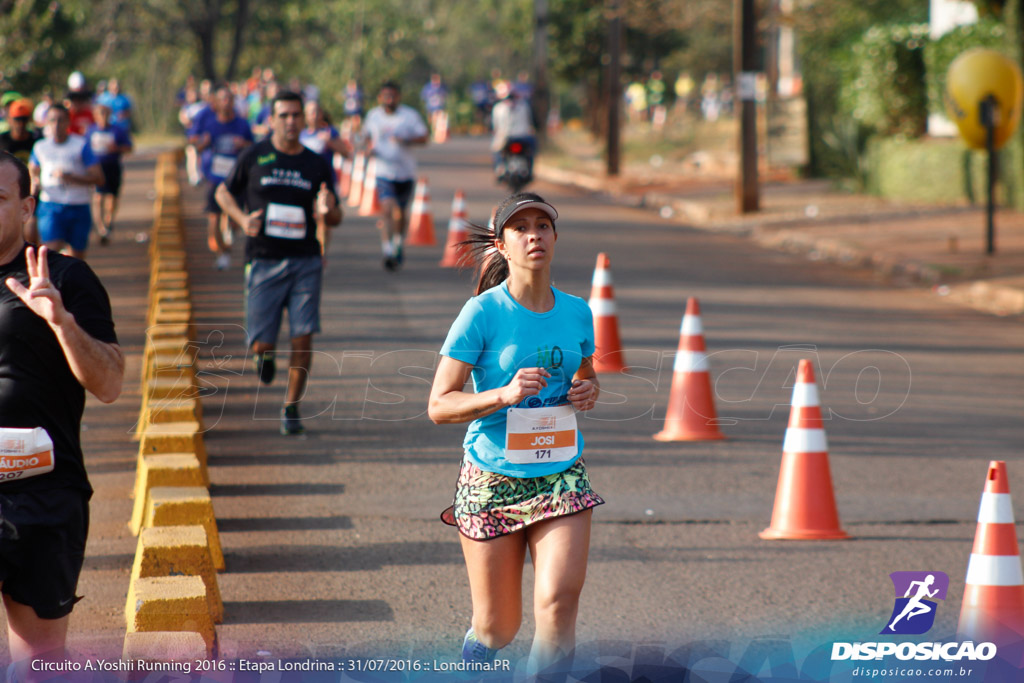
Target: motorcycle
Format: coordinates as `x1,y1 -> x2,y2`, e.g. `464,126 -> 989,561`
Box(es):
496,138 -> 534,193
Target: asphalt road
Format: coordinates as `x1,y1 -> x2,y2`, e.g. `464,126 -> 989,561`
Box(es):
54,137 -> 1024,678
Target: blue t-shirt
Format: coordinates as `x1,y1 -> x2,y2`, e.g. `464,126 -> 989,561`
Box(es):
85,123 -> 132,165
440,281 -> 595,478
420,83 -> 448,112
194,115 -> 253,182
97,92 -> 132,130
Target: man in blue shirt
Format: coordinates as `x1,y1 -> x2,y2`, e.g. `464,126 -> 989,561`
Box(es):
96,78 -> 132,132
420,74 -> 448,139
85,104 -> 132,245
189,83 -> 253,269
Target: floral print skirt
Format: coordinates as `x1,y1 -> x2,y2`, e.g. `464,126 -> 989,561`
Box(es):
440,458 -> 604,540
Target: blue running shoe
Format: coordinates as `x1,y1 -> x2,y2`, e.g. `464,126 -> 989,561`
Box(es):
280,404 -> 304,435
461,627 -> 499,663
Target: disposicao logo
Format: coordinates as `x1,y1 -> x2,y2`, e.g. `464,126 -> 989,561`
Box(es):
831,570 -> 997,663
880,571 -> 949,635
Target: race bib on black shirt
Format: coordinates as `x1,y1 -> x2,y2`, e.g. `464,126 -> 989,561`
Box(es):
223,139 -> 337,261
0,247 -> 117,495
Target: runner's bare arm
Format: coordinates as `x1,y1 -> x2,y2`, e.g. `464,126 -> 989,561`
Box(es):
5,246 -> 124,403
215,183 -> 263,235
28,162 -> 41,196
568,356 -> 599,411
428,356 -> 550,424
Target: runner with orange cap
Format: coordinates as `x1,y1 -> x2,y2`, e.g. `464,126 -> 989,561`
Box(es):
0,100 -> 40,243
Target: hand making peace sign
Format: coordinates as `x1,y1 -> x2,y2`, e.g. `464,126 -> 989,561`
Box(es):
5,246 -> 69,327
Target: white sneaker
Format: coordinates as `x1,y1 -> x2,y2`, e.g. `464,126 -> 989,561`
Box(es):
215,253 -> 231,270
221,222 -> 234,247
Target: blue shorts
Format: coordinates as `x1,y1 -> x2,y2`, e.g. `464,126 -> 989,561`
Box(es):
37,202 -> 92,251
376,179 -> 415,209
245,256 -> 323,345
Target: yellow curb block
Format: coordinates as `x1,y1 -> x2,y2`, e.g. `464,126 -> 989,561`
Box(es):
141,336 -> 193,379
128,525 -> 223,623
134,397 -> 203,440
130,453 -> 208,533
122,630 -> 207,662
146,322 -> 192,341
143,487 -> 223,570
126,575 -> 216,656
145,353 -> 196,382
139,421 -> 207,468
151,307 -> 192,327
136,377 -> 199,439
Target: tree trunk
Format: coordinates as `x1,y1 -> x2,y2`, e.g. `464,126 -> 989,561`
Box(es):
1004,0 -> 1024,208
225,0 -> 250,83
193,0 -> 222,81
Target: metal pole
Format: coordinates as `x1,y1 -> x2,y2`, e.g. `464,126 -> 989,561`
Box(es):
735,0 -> 760,213
607,0 -> 622,176
982,96 -> 997,255
533,0 -> 550,144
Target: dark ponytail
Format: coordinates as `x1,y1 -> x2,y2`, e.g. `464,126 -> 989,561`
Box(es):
460,192 -> 556,295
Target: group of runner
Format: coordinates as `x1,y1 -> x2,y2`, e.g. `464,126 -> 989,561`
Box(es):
0,73 -> 134,260
0,62 -> 593,680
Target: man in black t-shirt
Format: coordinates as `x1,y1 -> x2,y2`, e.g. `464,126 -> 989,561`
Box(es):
216,91 -> 341,435
0,151 -> 123,679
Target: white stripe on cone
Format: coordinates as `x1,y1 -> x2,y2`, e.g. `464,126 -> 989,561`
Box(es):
978,493 -> 1016,524
590,299 -> 616,317
592,269 -> 613,287
791,383 -> 821,408
782,427 -> 828,453
673,351 -> 710,373
965,554 -> 1024,586
681,316 -> 703,336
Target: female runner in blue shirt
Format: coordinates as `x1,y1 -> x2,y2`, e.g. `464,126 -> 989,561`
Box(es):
428,192 -> 604,674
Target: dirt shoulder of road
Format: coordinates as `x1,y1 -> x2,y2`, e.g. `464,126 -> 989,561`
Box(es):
537,132 -> 1024,317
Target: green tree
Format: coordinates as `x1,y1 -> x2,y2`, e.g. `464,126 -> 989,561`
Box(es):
793,0 -> 929,177
0,0 -> 96,95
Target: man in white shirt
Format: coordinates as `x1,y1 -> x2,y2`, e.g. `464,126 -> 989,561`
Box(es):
363,81 -> 429,271
491,81 -> 537,178
28,106 -> 104,260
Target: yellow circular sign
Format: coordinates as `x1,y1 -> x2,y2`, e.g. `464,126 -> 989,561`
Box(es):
946,49 -> 1023,150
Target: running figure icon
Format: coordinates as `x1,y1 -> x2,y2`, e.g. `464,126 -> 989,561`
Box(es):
888,574 -> 939,631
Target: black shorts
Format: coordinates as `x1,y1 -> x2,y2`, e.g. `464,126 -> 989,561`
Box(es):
205,182 -> 223,215
96,160 -> 123,196
0,489 -> 90,619
376,179 -> 415,209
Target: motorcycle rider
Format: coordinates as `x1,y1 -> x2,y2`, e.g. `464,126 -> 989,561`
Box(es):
490,81 -> 536,185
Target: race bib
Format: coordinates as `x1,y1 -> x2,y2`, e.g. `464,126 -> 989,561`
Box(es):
211,154 -> 236,178
0,428 -> 54,482
264,202 -> 307,239
42,164 -> 67,187
304,136 -> 326,154
91,131 -> 116,155
504,405 -> 578,465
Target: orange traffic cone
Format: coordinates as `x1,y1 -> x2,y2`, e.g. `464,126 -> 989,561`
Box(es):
337,154 -> 351,199
958,461 -> 1024,645
439,190 -> 470,268
407,177 -> 437,246
759,359 -> 848,540
347,152 -> 365,208
359,157 -> 380,216
653,298 -> 725,442
588,253 -> 626,373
